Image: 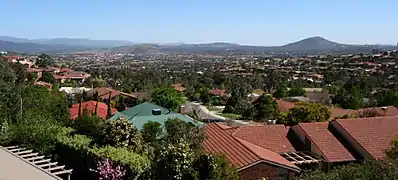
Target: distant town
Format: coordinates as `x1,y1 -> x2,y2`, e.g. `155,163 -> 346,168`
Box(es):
1,37 -> 398,180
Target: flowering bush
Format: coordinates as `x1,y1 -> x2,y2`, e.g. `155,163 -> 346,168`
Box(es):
96,159 -> 126,180
101,117 -> 143,151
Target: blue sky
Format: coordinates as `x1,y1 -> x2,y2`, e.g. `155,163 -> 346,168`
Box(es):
1,0 -> 397,45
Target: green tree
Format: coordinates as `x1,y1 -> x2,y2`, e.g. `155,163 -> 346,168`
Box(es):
299,159 -> 398,180
254,94 -> 279,121
0,61 -> 18,124
193,154 -> 239,180
155,140 -> 196,180
27,72 -> 38,83
223,78 -> 252,115
141,121 -> 163,146
36,53 -> 54,67
101,117 -> 143,151
279,102 -> 331,125
39,72 -> 56,84
287,86 -> 306,97
72,109 -> 102,139
164,118 -> 204,150
273,87 -> 287,98
386,137 -> 398,160
151,87 -> 185,111
376,90 -> 398,107
332,86 -> 364,109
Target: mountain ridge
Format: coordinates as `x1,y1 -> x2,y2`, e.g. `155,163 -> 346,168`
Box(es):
0,36 -> 395,54
0,36 -> 134,48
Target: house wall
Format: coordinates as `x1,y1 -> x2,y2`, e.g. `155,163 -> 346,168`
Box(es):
238,163 -> 296,180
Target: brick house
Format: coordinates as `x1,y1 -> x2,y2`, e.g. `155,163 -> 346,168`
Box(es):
204,115 -> 398,179
203,123 -> 302,180
69,100 -> 118,120
170,83 -> 186,92
290,116 -> 398,169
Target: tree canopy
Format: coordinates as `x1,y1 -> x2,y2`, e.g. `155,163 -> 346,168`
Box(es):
151,87 -> 185,111
278,102 -> 331,125
36,53 -> 55,68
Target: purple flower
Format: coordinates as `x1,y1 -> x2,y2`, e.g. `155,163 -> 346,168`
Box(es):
96,159 -> 126,180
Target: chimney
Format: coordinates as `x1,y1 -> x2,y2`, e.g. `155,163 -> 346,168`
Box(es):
152,109 -> 161,116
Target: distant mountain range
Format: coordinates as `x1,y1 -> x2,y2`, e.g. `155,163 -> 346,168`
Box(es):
0,36 -> 134,48
0,36 -> 395,54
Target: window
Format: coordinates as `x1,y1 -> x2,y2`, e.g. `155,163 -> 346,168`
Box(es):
277,168 -> 289,180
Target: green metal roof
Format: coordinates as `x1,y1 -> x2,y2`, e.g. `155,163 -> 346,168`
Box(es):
130,114 -> 203,130
112,101 -> 177,119
109,101 -> 203,129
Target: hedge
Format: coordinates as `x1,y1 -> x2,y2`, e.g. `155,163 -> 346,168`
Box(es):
53,127 -> 150,180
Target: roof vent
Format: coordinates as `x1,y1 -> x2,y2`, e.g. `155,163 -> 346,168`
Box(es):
152,109 -> 161,115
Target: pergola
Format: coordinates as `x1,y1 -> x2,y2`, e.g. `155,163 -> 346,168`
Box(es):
0,145 -> 72,180
281,151 -> 320,165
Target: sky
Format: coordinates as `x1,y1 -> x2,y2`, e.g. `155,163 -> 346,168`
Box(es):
1,0 -> 397,46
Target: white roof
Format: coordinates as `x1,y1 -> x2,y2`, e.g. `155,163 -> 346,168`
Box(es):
59,87 -> 92,94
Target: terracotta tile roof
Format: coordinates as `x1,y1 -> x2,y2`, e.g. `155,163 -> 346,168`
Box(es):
334,116 -> 398,159
170,84 -> 185,92
59,68 -> 73,73
131,92 -> 150,100
356,106 -> 398,117
298,122 -> 356,162
203,123 -> 299,171
330,108 -> 352,118
209,88 -> 227,97
26,68 -> 43,73
233,125 -> 295,153
89,87 -> 121,100
69,100 -> 117,120
275,100 -> 295,112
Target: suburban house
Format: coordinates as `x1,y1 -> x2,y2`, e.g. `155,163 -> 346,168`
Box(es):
34,81 -> 53,90
109,102 -> 203,130
209,88 -> 228,97
85,87 -> 138,108
170,83 -> 185,92
69,100 -> 118,120
27,68 -> 43,79
203,123 -> 303,180
60,87 -> 93,96
274,99 -> 398,119
204,116 -> 398,179
54,71 -> 90,83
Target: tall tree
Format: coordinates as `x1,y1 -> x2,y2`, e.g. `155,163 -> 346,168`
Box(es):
287,86 -> 306,97
151,88 -> 185,111
278,102 -> 331,125
273,87 -> 287,98
39,72 -> 56,84
223,78 -> 252,115
253,94 -> 279,121
36,53 -> 55,68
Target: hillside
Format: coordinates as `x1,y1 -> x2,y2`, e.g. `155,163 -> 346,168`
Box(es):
0,40 -> 84,53
0,36 -> 133,48
110,37 -> 395,54
0,36 -> 395,54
